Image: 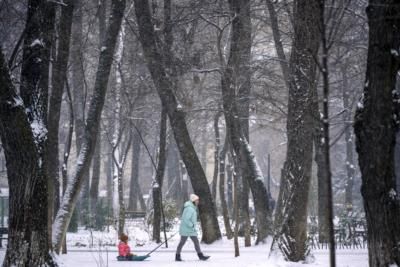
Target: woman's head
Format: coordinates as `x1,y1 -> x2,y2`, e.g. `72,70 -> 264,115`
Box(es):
190,194 -> 199,205
120,233 -> 129,243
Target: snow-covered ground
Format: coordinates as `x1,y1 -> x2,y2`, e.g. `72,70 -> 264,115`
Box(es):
0,220 -> 369,266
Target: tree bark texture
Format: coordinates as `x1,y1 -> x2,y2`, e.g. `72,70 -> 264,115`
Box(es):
0,0 -> 57,264
47,0 -> 75,228
222,0 -> 271,244
153,109 -> 167,243
166,134 -> 182,205
0,56 -> 56,267
128,129 -> 143,211
219,137 -> 233,239
52,0 -> 126,253
212,112 -> 222,201
89,136 -> 101,224
133,0 -> 221,243
273,0 -> 320,261
354,1 -> 400,266
312,92 -> 329,243
341,66 -> 355,211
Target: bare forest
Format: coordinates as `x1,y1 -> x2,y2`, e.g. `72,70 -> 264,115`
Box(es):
0,0 -> 399,267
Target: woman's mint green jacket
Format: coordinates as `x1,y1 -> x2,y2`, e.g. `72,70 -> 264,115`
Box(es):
179,201 -> 198,236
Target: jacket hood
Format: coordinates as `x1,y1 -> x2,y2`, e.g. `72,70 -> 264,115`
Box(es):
184,200 -> 195,208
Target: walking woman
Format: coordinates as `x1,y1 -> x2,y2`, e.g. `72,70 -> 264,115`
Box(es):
175,194 -> 210,261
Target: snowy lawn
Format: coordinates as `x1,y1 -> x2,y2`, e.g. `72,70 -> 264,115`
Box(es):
0,234 -> 368,266
53,241 -> 368,267
0,221 -> 368,266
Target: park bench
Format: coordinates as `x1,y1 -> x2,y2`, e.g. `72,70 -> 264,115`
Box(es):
124,211 -> 146,219
0,227 -> 8,248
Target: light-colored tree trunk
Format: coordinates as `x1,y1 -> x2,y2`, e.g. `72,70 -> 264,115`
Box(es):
52,0 -> 126,253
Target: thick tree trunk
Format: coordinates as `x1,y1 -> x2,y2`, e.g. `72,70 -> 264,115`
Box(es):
153,109 -> 167,243
133,0 -> 221,243
354,1 -> 400,266
0,0 -> 57,264
52,0 -> 126,253
0,53 -> 57,267
273,0 -> 320,261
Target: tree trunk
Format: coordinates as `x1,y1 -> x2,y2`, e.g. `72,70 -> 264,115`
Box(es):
133,0 -> 221,243
233,161 -> 240,257
89,136 -> 101,226
70,0 -> 86,229
61,81 -> 74,253
71,1 -> 85,152
354,1 -> 400,266
152,109 -> 167,243
106,145 -> 113,225
0,54 -> 57,267
273,0 -> 320,261
0,0 -> 57,264
52,0 -> 126,253
313,93 -> 329,244
219,137 -> 233,239
47,0 -> 75,228
128,129 -> 142,211
226,150 -> 234,215
166,134 -> 182,203
222,0 -> 271,244
341,65 -> 355,212
212,112 -> 221,201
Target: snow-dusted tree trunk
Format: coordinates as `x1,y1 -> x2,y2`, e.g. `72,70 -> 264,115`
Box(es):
112,131 -> 132,236
272,0 -> 320,261
52,0 -> 126,253
47,0 -> 75,236
212,112 -> 221,201
88,0 -> 107,224
221,0 -> 271,244
219,137 -> 233,239
341,65 -> 355,212
112,20 -> 127,236
354,1 -> 400,266
61,83 -> 73,254
133,0 -> 221,243
0,53 -> 57,267
0,0 -> 57,265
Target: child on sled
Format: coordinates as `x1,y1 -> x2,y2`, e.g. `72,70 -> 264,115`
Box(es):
117,233 -> 136,261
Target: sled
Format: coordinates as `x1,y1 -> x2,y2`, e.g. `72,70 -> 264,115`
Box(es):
116,232 -> 178,262
117,255 -> 150,261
